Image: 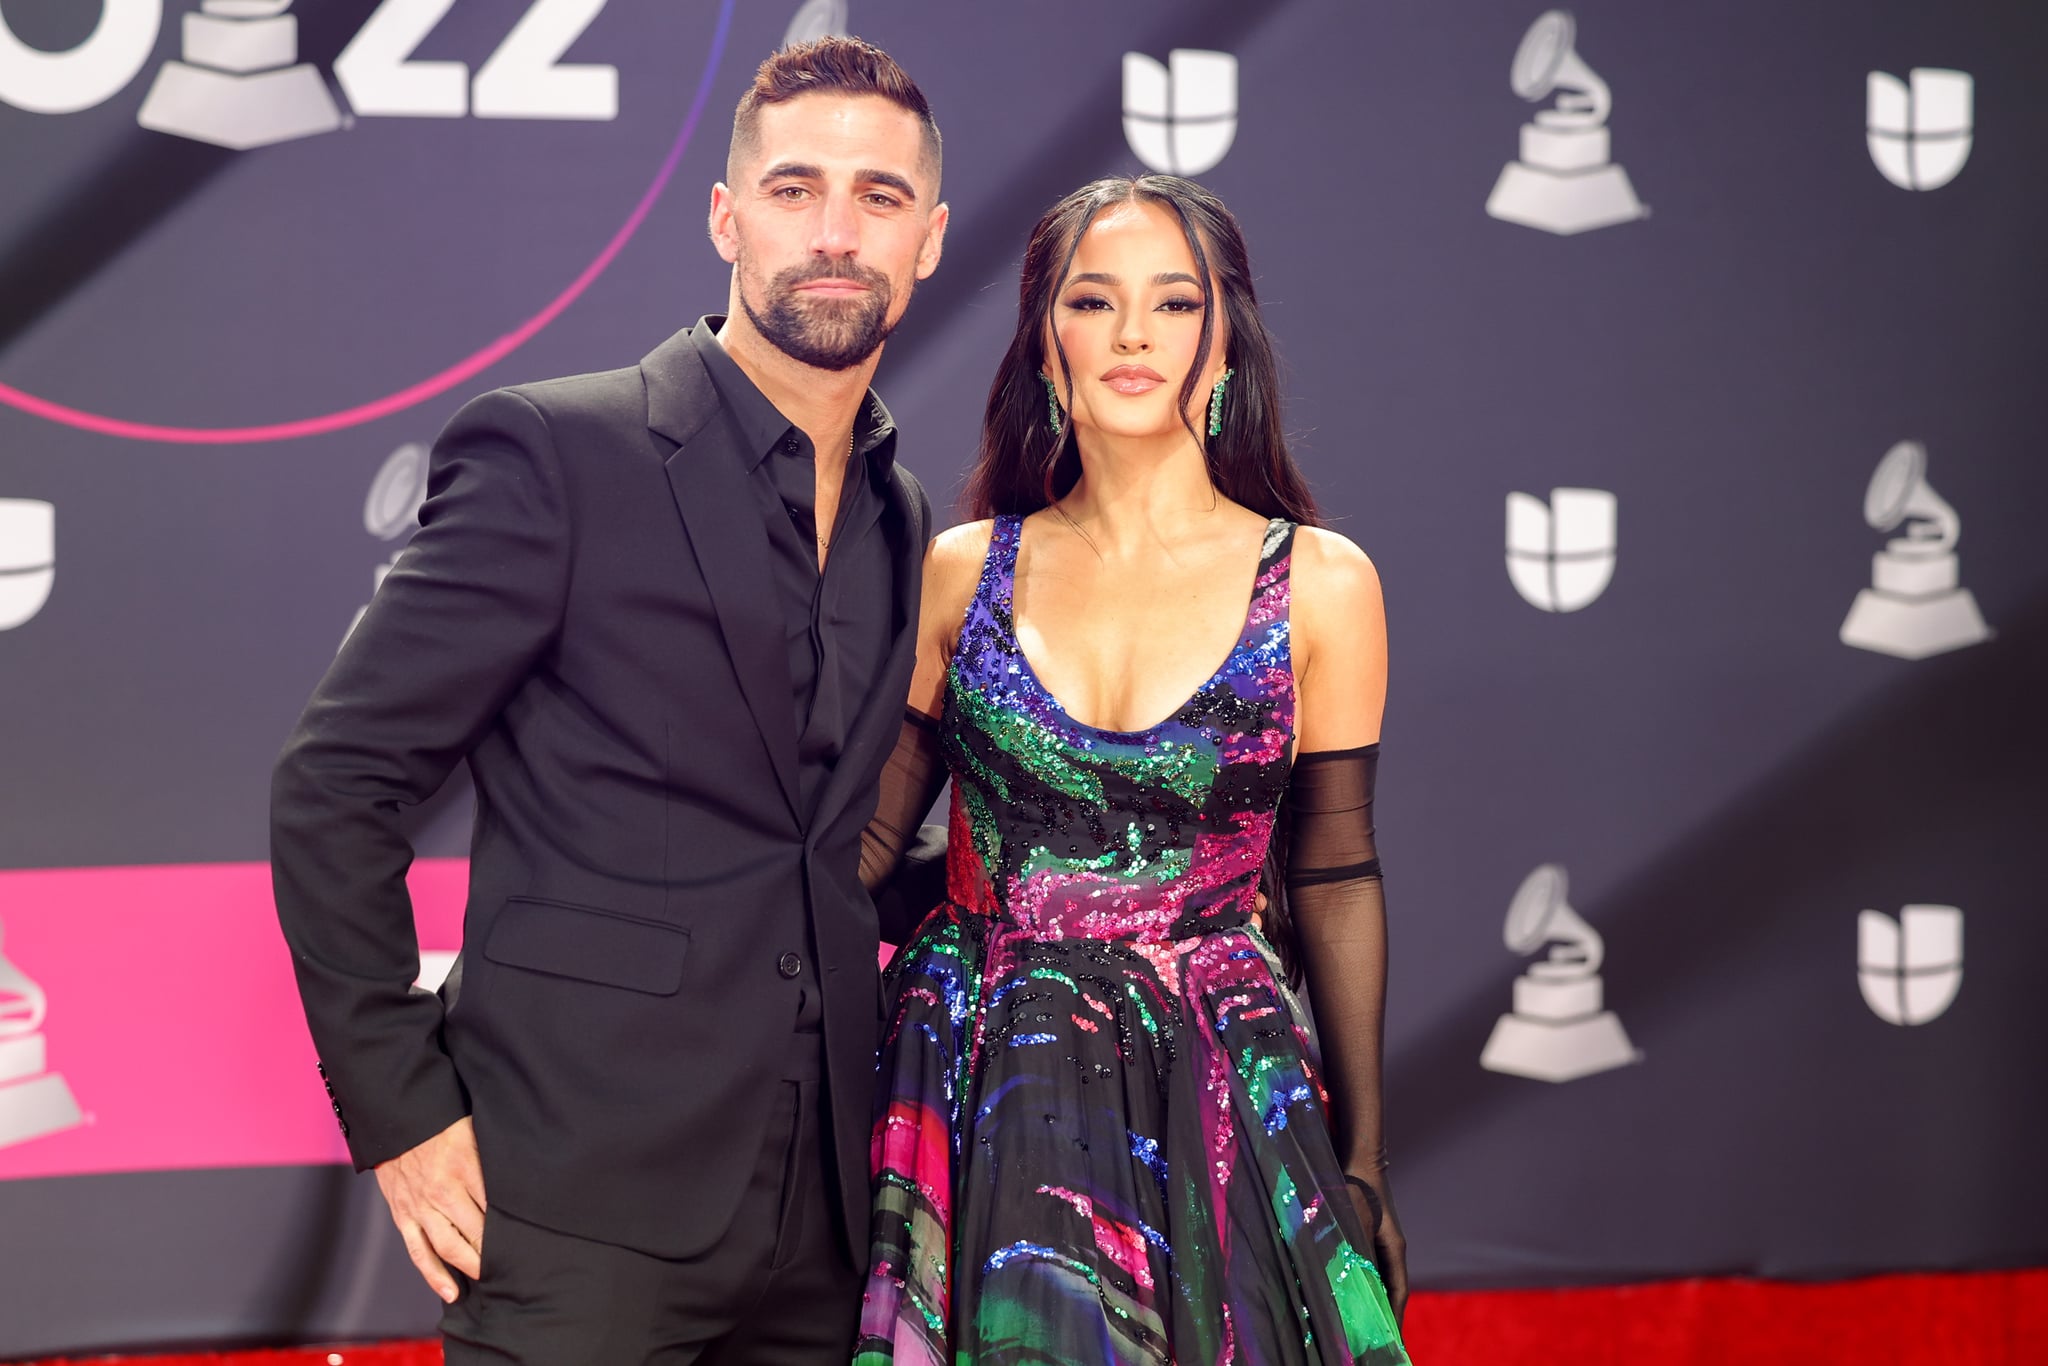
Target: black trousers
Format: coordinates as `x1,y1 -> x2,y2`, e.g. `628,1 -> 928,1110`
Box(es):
441,1077 -> 859,1365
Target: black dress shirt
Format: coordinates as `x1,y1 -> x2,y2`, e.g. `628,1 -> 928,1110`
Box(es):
694,317 -> 898,1051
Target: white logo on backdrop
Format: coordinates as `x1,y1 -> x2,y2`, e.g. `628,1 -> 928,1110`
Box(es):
0,499 -> 56,632
342,442 -> 431,648
1858,904 -> 1962,1025
782,0 -> 848,48
1122,49 -> 1236,176
0,0 -> 162,114
1486,10 -> 1645,235
1481,864 -> 1639,1083
0,0 -> 619,135
1839,441 -> 1990,660
1506,487 -> 1615,612
1867,69 -> 1973,191
138,1 -> 342,150
416,951 -> 459,994
0,918 -> 85,1152
139,1 -> 344,151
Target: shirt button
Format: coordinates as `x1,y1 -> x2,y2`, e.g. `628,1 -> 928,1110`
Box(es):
777,952 -> 803,979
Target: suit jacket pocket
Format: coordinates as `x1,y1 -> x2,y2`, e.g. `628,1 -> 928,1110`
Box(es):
482,897 -> 691,995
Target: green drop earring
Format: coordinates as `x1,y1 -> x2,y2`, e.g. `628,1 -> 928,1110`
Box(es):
1042,374 -> 1063,436
1208,368 -> 1235,437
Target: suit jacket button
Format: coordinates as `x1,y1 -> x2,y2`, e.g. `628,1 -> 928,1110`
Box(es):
777,952 -> 803,979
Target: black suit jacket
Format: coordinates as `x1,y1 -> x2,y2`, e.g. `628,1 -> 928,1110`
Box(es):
270,326 -> 930,1259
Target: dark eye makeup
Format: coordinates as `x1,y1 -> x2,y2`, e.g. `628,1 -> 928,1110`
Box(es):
1059,293 -> 1206,313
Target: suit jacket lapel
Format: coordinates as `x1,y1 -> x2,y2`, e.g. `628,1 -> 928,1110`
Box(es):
645,328 -> 803,826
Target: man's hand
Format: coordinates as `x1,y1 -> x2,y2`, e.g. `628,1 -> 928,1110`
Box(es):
374,1116 -> 486,1303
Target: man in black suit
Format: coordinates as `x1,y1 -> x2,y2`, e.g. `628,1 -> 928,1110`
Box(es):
271,38 -> 948,1363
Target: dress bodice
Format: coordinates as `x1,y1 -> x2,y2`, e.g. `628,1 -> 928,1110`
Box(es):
938,515 -> 1299,943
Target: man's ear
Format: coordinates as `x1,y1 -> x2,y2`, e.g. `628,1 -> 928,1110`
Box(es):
708,183 -> 740,266
914,202 -> 950,281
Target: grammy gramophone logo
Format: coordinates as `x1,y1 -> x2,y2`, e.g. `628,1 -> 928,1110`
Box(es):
342,442 -> 430,649
782,0 -> 848,47
1486,10 -> 1645,235
1480,864 -> 1638,1083
138,0 -> 341,151
0,917 -> 85,1151
1839,441 -> 1991,660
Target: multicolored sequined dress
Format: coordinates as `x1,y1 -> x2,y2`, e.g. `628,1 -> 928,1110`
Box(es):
856,516 -> 1409,1365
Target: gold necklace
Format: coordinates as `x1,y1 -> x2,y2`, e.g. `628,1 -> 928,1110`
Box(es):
816,428 -> 856,553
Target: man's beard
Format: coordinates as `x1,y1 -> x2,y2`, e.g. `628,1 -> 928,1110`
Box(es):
738,256 -> 902,372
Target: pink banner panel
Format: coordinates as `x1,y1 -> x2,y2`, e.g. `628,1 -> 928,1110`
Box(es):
0,860 -> 469,1181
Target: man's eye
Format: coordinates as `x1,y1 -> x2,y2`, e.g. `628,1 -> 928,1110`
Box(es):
775,186 -> 810,200
864,194 -> 901,208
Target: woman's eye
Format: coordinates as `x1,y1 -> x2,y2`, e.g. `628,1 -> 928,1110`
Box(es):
1064,296 -> 1112,312
1160,296 -> 1204,313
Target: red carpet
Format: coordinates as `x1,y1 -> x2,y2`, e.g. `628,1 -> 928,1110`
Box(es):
1402,1269 -> 2048,1363
23,1269 -> 2046,1365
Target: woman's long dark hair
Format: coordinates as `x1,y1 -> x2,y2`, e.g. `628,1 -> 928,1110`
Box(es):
966,175 -> 1320,528
965,174 -> 1323,984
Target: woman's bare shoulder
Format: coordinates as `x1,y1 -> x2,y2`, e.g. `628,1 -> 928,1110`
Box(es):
1288,525 -> 1386,669
1290,524 -> 1383,608
921,519 -> 996,620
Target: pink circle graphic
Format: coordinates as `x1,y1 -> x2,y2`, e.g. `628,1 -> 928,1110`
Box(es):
0,1 -> 734,446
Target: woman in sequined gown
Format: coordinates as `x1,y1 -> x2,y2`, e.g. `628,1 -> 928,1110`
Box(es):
854,176 -> 1411,1365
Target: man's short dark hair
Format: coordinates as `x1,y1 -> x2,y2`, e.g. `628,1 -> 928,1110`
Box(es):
727,36 -> 942,193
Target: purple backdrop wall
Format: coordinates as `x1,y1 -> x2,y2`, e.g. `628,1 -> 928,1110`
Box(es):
2,0 -> 2044,1355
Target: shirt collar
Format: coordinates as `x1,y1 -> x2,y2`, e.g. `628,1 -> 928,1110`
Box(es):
692,316 -> 898,478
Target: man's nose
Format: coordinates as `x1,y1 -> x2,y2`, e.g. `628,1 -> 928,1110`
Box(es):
812,191 -> 862,257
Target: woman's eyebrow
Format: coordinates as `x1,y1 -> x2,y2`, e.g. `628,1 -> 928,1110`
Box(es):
1063,271 -> 1202,287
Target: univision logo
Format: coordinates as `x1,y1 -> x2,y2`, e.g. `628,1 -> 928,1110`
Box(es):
1505,487 -> 1615,612
1857,904 -> 1962,1026
1867,69 -> 1973,191
1122,48 -> 1236,176
0,500 -> 55,632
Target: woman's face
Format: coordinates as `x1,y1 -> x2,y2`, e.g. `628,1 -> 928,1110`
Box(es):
1042,199 -> 1229,445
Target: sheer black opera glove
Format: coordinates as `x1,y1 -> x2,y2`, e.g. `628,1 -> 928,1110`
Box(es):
860,709 -> 950,947
1285,743 -> 1407,1322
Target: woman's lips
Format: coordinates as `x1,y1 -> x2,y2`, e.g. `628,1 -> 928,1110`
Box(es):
1101,365 -> 1166,395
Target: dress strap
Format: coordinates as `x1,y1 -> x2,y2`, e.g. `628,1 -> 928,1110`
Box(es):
978,514 -> 1024,629
1240,518 -> 1299,646
1260,518 -> 1298,582
988,514 -> 1024,585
